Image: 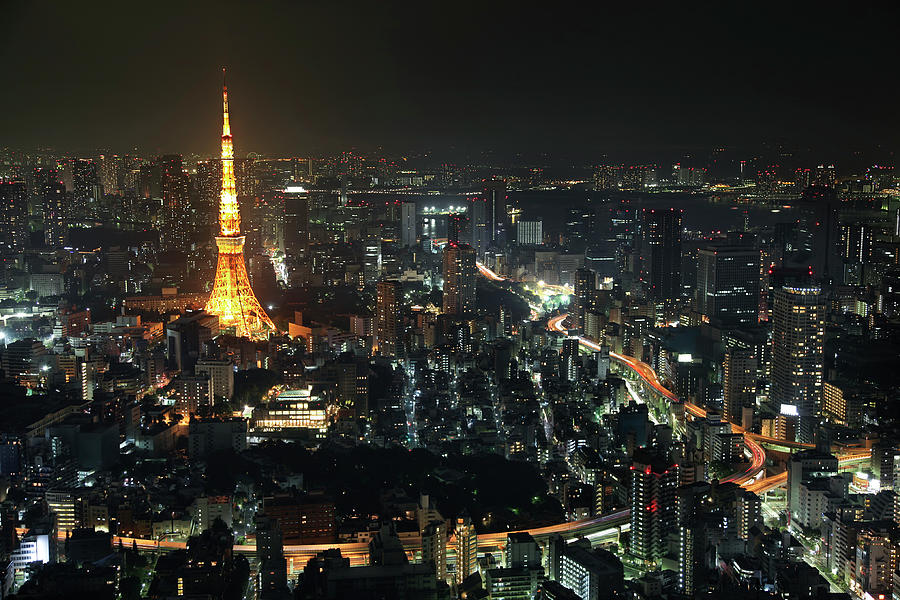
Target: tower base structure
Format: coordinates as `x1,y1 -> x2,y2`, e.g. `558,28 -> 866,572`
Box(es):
206,235 -> 276,340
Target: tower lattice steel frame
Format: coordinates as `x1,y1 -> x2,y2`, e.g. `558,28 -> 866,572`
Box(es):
205,70 -> 277,339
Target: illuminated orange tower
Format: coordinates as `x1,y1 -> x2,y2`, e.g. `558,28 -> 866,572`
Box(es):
205,70 -> 277,339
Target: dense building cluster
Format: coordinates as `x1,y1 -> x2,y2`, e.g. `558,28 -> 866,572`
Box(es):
2,92 -> 900,600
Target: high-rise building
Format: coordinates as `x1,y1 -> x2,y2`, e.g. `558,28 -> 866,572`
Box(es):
454,515 -> 478,586
485,534 -> 545,600
172,373 -> 212,418
639,209 -> 682,302
363,235 -> 382,284
517,220 -> 543,246
400,201 -> 416,247
375,279 -> 402,356
839,221 -> 873,285
72,159 -> 99,219
255,513 -> 288,598
442,243 -> 476,316
205,73 -> 277,339
421,520 -> 448,583
723,347 -> 757,426
630,450 -> 679,564
561,338 -> 580,382
283,185 -> 309,269
796,186 -> 842,282
786,449 -> 838,523
483,178 -> 507,246
447,212 -> 465,245
771,286 -> 825,443
41,175 -> 67,247
573,268 -> 597,334
549,536 -> 624,600
98,153 -> 122,195
0,181 -> 28,251
195,358 -> 235,402
593,165 -> 618,190
695,246 -> 759,327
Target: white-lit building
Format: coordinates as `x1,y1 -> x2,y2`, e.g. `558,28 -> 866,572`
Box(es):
251,387 -> 329,438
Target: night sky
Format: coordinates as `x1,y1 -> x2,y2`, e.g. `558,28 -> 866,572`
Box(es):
1,2 -> 897,161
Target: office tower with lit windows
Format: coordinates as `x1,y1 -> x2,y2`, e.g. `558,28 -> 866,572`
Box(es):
517,220 -> 542,246
447,212 -> 464,245
421,520 -> 448,583
283,185 -> 309,268
485,532 -> 545,600
98,153 -> 121,195
723,347 -> 756,427
72,158 -> 100,219
840,221 -> 873,285
772,286 -> 825,443
573,268 -> 596,334
205,73 -> 277,339
561,337 -> 580,382
454,515 -> 478,586
376,279 -> 402,356
548,536 -> 623,600
0,181 -> 28,251
639,208 -> 682,302
400,201 -> 416,247
630,450 -> 679,564
593,165 -> 618,190
363,235 -> 382,284
42,178 -> 67,247
160,154 -> 192,250
695,245 -> 759,327
442,243 -> 476,316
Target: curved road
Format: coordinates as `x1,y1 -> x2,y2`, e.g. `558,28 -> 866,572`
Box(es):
546,313 -> 767,486
545,313 -> 870,492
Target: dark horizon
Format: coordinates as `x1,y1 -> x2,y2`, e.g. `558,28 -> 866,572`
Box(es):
2,2 -> 898,163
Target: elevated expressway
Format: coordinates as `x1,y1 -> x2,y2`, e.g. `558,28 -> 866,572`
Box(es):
545,312 -> 870,493
78,510 -> 630,575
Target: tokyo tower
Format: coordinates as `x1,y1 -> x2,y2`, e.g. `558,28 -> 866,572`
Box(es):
205,70 -> 277,339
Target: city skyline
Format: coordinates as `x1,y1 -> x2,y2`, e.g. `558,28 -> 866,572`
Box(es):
3,4 -> 900,600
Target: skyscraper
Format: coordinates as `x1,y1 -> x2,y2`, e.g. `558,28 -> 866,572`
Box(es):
640,208 -> 682,302
516,220 -> 542,246
442,243 -> 476,316
723,347 -> 757,426
283,185 -> 309,269
573,268 -> 597,334
483,178 -> 507,246
696,246 -> 760,327
772,286 -> 825,443
447,212 -> 464,246
98,153 -> 122,195
400,201 -> 416,247
630,450 -> 679,564
561,337 -> 580,382
796,186 -> 842,282
160,154 -> 192,250
375,279 -> 402,356
0,181 -> 28,251
205,71 -> 277,339
41,177 -> 67,247
72,159 -> 99,220
454,515 -> 478,586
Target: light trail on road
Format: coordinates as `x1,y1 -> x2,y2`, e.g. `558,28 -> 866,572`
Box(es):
547,313 -> 765,486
